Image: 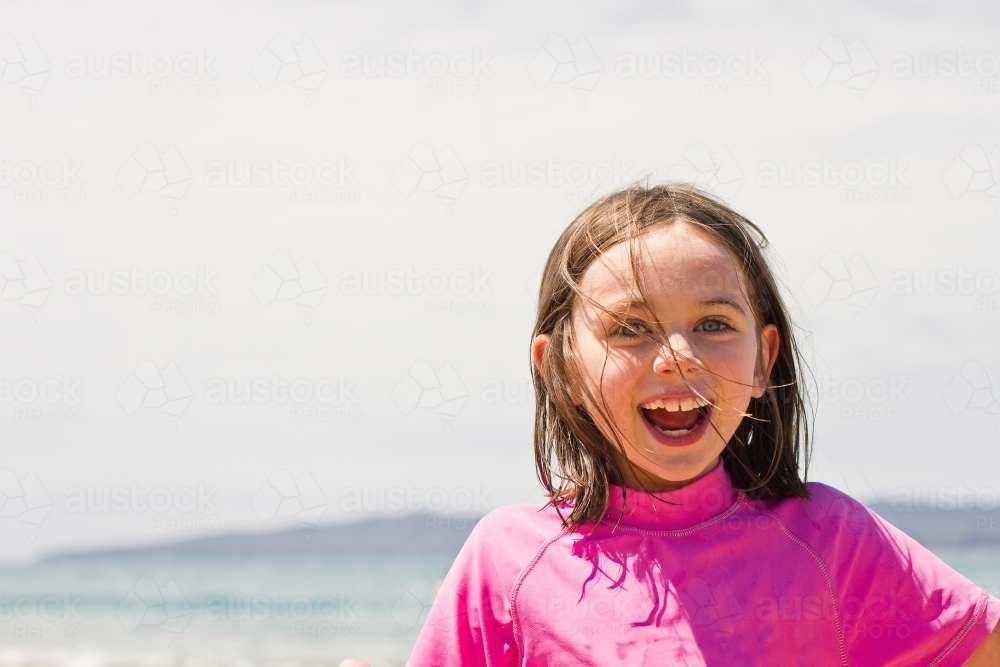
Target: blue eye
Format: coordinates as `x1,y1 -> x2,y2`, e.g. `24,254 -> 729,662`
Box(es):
614,321 -> 649,337
696,319 -> 731,333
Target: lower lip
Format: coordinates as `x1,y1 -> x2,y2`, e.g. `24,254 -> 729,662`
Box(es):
641,406 -> 713,448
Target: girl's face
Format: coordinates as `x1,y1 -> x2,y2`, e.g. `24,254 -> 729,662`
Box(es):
533,222 -> 780,491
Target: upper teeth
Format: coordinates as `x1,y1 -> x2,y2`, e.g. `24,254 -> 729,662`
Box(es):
641,395 -> 708,412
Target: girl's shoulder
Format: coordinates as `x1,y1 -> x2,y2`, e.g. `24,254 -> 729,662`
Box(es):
752,480 -> 936,571
756,480 -> 881,539
764,479 -> 869,516
756,481 -> 1000,666
472,498 -> 574,549
453,500 -> 573,597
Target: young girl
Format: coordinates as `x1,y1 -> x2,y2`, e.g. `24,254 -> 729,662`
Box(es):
387,184 -> 1000,665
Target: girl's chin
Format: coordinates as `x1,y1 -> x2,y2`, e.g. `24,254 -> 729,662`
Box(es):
622,449 -> 725,489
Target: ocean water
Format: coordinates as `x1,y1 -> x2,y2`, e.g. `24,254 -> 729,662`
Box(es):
1,548 -> 998,667
0,555 -> 455,667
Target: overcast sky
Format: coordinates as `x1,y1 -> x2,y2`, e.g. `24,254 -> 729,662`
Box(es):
1,0 -> 998,562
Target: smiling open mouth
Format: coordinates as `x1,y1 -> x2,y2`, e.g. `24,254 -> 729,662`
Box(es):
641,404 -> 709,436
638,393 -> 713,439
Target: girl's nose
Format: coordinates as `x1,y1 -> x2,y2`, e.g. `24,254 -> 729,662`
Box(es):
652,334 -> 702,375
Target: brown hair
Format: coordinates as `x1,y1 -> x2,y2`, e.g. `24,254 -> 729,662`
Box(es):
531,182 -> 813,531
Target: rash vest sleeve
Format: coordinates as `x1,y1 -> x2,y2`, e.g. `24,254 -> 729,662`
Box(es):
803,485 -> 1000,666
407,511 -> 518,667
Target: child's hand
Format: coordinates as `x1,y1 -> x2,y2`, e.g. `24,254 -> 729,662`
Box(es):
337,660 -> 371,667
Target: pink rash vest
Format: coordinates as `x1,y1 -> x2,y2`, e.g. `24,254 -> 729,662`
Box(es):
408,457 -> 1000,666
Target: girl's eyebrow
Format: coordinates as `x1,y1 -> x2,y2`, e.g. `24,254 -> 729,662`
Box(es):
601,296 -> 747,316
699,297 -> 747,315
604,297 -> 651,313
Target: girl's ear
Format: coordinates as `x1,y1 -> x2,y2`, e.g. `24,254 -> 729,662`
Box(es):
532,333 -> 583,406
531,334 -> 550,382
751,324 -> 780,399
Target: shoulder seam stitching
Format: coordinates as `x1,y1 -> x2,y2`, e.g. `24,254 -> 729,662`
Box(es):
745,503 -> 849,667
926,589 -> 989,667
508,523 -> 571,667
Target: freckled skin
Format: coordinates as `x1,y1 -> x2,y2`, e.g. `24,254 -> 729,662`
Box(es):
533,222 -> 780,492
